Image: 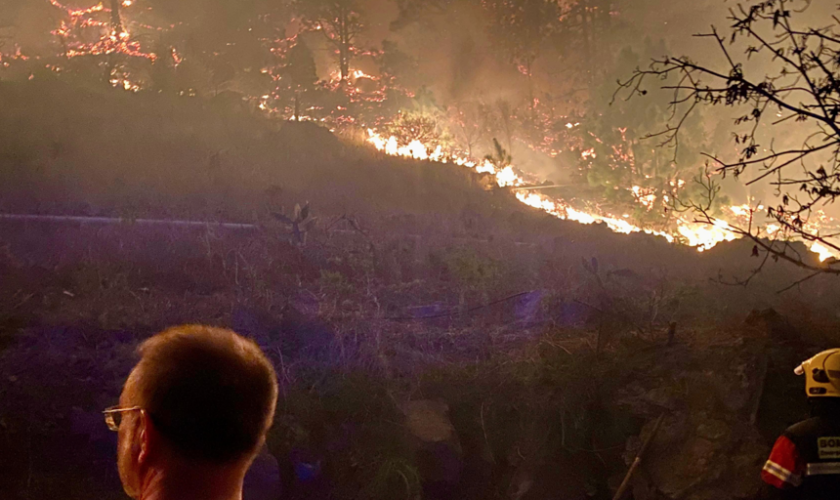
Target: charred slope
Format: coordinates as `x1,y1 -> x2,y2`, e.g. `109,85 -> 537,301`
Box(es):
0,80 -> 521,221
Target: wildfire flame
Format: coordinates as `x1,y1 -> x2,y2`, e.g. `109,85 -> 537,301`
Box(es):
365,129 -> 839,261
811,242 -> 835,262
515,191 -> 675,241
48,0 -> 155,63
366,129 -> 522,188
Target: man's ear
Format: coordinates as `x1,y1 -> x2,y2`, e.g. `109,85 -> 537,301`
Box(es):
137,410 -> 161,466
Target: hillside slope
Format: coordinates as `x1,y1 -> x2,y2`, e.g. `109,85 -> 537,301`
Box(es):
0,80 -> 834,315
0,80 -> 521,220
2,80 -> 840,500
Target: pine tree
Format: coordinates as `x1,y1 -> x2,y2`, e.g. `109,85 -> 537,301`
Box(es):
284,41 -> 318,121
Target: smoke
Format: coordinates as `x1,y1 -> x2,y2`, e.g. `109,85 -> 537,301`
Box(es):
2,0 -> 838,221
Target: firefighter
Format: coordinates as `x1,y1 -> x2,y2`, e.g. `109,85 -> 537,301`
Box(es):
761,348 -> 840,499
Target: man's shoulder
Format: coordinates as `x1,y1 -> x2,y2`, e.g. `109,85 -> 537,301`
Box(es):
784,416 -> 840,448
785,417 -> 834,436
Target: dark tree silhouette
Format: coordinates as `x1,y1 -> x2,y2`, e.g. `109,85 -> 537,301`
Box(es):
294,0 -> 363,81
553,0 -> 618,86
484,0 -> 560,78
485,138 -> 512,171
0,16 -> 13,51
283,41 -> 318,121
616,0 -> 840,277
450,101 -> 488,158
103,0 -> 124,83
390,0 -> 453,31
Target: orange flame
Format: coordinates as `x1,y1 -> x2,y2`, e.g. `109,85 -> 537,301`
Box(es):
365,129 -> 839,261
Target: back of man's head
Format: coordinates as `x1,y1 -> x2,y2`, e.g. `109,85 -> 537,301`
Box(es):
130,325 -> 278,463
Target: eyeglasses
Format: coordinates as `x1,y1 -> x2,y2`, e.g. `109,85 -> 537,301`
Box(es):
103,406 -> 142,432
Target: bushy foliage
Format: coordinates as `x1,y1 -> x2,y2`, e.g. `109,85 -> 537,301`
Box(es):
570,42 -> 729,227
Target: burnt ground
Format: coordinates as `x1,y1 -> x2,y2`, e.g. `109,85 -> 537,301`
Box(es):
1,80 -> 838,500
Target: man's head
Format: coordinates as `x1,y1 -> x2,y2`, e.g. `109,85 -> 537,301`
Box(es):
113,325 -> 278,498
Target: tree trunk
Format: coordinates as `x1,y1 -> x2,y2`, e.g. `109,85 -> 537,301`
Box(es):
526,59 -> 535,121
294,91 -> 300,122
338,7 -> 350,80
104,0 -> 123,86
109,0 -> 123,34
339,46 -> 349,81
581,0 -> 591,85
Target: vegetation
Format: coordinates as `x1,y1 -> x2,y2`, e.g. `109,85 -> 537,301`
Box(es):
484,138 -> 512,171
282,42 -> 319,122
0,78 -> 837,500
618,0 -> 840,276
293,0 -> 364,82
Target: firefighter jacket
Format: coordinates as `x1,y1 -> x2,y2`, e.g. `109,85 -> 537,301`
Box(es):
762,415 -> 840,499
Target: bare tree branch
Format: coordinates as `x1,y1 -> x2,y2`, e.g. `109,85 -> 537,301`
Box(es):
616,0 -> 840,277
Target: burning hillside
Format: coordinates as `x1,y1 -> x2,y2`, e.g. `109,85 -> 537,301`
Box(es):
3,0 -> 839,264
364,128 -> 839,261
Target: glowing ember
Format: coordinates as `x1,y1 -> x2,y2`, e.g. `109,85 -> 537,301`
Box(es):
811,242 -> 834,262
729,204 -> 762,218
676,219 -> 737,251
48,0 -> 156,64
110,77 -> 140,91
631,185 -> 657,211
